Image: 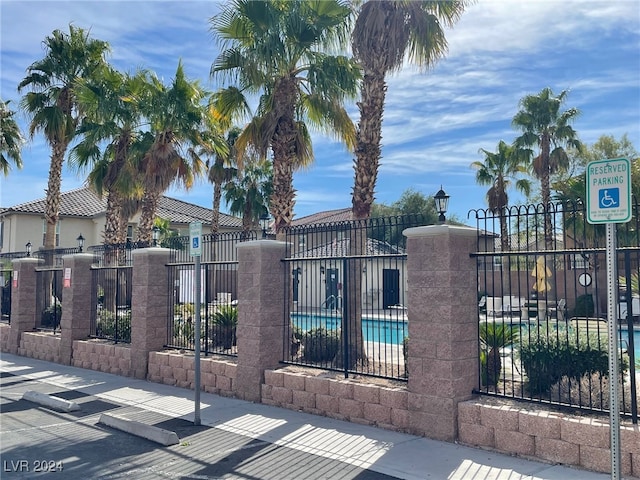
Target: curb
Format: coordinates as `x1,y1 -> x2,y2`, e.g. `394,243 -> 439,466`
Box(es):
22,390 -> 80,412
98,413 -> 180,446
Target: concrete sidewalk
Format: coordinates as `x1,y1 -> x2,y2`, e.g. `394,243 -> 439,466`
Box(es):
0,353 -> 618,480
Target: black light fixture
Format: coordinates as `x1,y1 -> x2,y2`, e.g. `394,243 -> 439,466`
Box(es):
259,212 -> 270,239
76,233 -> 85,252
152,226 -> 160,247
25,241 -> 32,257
320,266 -> 325,275
434,186 -> 450,224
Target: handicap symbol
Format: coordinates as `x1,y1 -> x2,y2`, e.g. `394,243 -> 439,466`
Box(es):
192,237 -> 199,249
599,188 -> 619,209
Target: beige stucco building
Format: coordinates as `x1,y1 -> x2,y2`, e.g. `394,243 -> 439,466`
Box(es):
0,187 -> 243,254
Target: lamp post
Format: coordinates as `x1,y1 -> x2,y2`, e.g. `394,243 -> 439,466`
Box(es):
76,234 -> 85,252
434,186 -> 450,224
152,226 -> 160,247
25,241 -> 32,257
259,212 -> 270,239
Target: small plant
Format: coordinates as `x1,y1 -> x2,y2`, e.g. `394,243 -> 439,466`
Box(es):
572,294 -> 594,317
41,303 -> 62,329
212,305 -> 238,349
479,322 -> 518,387
175,302 -> 195,318
550,371 -> 636,413
301,327 -> 340,363
96,309 -> 131,343
518,326 -> 627,395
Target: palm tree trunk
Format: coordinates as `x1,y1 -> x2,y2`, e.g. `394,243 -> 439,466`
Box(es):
540,135 -> 554,250
211,181 -> 222,234
352,70 -> 386,219
44,140 -> 67,250
104,190 -> 123,246
137,188 -> 161,243
337,226 -> 368,369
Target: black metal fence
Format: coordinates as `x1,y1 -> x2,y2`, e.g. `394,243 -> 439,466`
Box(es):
0,268 -> 12,323
90,265 -> 133,343
166,231 -> 256,356
282,215 -> 429,381
89,240 -> 151,267
33,247 -> 81,266
471,198 -> 639,422
35,266 -> 63,332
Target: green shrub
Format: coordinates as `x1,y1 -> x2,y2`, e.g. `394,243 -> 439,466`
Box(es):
480,322 -> 518,387
518,326 -> 625,395
572,294 -> 594,317
301,327 -> 340,363
175,302 -> 195,318
96,309 -> 131,343
212,305 -> 238,349
41,303 -> 62,329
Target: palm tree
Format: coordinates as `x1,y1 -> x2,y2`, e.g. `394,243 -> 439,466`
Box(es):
18,25 -> 110,249
479,322 -> 518,387
224,159 -> 272,236
512,87 -> 582,249
210,0 -> 360,235
471,140 -> 531,252
207,126 -> 240,233
136,62 -> 209,243
0,100 -> 24,175
350,0 -> 467,220
70,66 -> 149,246
346,0 -> 467,368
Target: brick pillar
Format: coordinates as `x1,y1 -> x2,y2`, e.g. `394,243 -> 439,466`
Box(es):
235,240 -> 287,402
7,258 -> 41,354
404,224 -> 478,442
59,253 -> 94,365
130,248 -> 171,379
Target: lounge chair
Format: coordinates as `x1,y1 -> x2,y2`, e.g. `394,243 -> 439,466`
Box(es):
546,298 -> 566,321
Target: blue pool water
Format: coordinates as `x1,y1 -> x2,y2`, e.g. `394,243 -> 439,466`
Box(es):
291,313 -> 408,345
292,313 -> 640,359
619,327 -> 640,360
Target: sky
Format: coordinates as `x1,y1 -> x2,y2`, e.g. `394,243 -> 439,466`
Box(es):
1,0 -> 639,226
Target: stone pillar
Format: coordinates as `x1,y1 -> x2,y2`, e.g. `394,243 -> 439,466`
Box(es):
7,258 -> 41,354
59,253 -> 94,365
130,248 -> 171,379
235,240 -> 287,402
404,224 -> 478,442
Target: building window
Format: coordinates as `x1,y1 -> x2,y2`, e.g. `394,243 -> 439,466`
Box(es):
42,220 -> 60,247
298,234 -> 306,249
570,254 -> 589,270
126,225 -> 134,243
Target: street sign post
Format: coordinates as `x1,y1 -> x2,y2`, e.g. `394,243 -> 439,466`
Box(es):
189,221 -> 202,425
586,157 -> 631,480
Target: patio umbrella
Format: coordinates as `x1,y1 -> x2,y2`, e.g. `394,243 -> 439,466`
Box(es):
531,256 -> 552,293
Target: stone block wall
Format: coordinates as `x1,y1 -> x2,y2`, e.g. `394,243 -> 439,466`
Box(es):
72,340 -> 132,377
0,323 -> 9,351
458,400 -> 640,477
262,369 -> 411,433
147,350 -> 237,396
18,331 -> 61,363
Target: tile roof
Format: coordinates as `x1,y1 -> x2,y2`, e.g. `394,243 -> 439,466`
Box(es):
291,207 -> 352,226
0,187 -> 242,227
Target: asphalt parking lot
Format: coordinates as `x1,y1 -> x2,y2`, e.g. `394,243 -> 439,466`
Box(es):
0,371 -> 397,480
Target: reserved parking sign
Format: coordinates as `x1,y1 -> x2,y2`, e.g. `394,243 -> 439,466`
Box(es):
586,157 -> 631,224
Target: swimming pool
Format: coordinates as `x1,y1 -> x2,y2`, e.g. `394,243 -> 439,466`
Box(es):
619,327 -> 640,361
291,313 -> 408,345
